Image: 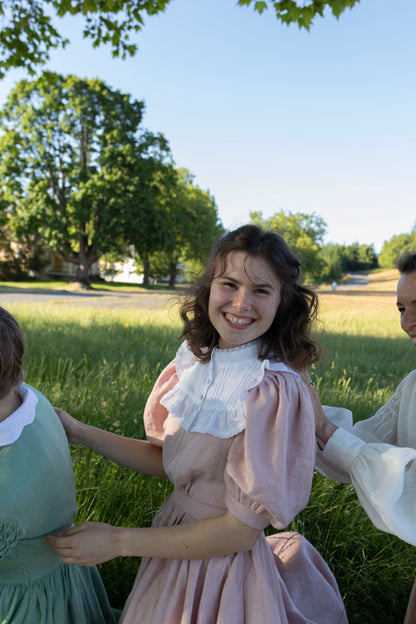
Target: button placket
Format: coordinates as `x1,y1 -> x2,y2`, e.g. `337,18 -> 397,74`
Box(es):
200,363 -> 213,399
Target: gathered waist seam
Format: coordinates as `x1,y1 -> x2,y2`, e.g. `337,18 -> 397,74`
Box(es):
170,489 -> 226,520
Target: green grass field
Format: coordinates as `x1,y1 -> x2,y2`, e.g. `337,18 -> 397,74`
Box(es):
3,285 -> 415,623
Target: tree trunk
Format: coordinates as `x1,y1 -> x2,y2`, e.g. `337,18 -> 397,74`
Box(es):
142,255 -> 150,286
74,234 -> 95,288
74,263 -> 91,288
169,260 -> 178,288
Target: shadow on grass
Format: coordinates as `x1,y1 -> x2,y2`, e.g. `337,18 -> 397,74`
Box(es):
0,279 -> 187,295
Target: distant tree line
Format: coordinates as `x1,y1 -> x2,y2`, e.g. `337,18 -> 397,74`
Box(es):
250,210 -> 416,285
378,230 -> 416,270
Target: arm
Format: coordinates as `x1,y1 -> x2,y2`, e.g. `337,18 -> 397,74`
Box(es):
46,511 -> 261,567
54,359 -> 182,478
54,407 -> 166,478
297,372 -> 338,447
312,371 -> 415,448
308,384 -> 338,448
306,376 -> 416,546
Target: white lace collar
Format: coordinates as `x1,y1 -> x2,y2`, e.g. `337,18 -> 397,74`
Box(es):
0,385 -> 39,447
161,341 -> 300,438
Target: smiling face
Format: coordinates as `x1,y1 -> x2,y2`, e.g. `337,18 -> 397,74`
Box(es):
208,251 -> 282,350
397,270 -> 416,347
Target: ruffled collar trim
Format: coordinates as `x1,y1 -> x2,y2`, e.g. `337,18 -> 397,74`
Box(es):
161,340 -> 300,438
0,385 -> 39,447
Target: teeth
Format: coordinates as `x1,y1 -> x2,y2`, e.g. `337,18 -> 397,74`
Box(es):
225,313 -> 252,326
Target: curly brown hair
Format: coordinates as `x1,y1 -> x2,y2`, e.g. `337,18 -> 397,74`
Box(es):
179,224 -> 320,369
0,306 -> 24,399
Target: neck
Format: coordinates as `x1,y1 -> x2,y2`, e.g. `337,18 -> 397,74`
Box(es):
0,387 -> 22,424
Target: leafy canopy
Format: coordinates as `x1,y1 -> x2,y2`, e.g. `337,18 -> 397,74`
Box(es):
238,0 -> 360,30
0,0 -> 360,77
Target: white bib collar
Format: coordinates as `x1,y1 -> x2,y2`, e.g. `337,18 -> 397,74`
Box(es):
0,385 -> 39,447
161,341 -> 300,438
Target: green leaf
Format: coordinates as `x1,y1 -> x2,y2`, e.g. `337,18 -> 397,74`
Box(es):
254,1 -> 268,14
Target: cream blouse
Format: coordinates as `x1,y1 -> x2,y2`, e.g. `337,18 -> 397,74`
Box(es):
316,369 -> 416,545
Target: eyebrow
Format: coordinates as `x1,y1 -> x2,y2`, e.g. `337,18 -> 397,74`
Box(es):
397,298 -> 416,306
220,273 -> 277,291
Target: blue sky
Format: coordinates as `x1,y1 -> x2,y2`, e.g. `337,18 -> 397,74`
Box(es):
0,0 -> 415,253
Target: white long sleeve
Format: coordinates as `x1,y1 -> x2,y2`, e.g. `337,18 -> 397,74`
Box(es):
315,370 -> 416,545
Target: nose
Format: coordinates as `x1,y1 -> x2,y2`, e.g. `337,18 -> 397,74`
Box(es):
232,289 -> 251,311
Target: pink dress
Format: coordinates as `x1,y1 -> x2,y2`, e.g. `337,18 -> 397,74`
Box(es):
120,341 -> 347,624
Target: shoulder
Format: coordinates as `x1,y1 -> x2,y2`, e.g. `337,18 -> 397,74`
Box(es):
265,359 -> 302,379
248,360 -> 303,398
21,383 -> 59,424
392,369 -> 416,404
22,383 -> 52,408
402,369 -> 416,387
174,340 -> 199,376
20,384 -> 73,448
246,361 -> 313,427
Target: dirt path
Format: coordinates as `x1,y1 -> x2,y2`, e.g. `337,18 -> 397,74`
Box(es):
336,273 -> 370,289
0,287 -> 182,310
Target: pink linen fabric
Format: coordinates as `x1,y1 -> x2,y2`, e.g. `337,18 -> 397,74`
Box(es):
120,360 -> 347,624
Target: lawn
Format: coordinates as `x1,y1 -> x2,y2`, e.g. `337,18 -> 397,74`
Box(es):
2,284 -> 414,623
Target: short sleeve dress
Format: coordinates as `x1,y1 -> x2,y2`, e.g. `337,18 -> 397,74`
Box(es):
0,383 -> 117,624
316,369 -> 416,546
119,341 -> 347,624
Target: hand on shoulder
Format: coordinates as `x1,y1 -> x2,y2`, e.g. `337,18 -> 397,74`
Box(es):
54,407 -> 83,444
297,372 -> 338,447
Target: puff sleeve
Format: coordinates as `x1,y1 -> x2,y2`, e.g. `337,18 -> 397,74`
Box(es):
144,360 -> 178,447
315,371 -> 416,545
224,370 -> 316,531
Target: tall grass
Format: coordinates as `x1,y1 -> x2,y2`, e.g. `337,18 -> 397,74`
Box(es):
5,293 -> 415,622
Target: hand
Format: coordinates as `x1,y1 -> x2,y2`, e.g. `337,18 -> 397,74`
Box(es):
298,372 -> 337,446
54,407 -> 82,444
46,521 -> 121,567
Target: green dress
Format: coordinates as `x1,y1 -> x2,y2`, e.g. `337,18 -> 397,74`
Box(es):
0,384 -> 116,624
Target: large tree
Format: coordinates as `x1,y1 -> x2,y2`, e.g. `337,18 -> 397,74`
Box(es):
250,209 -> 327,283
0,0 -> 360,77
120,157 -> 178,286
0,71 -> 170,286
150,168 -> 224,287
